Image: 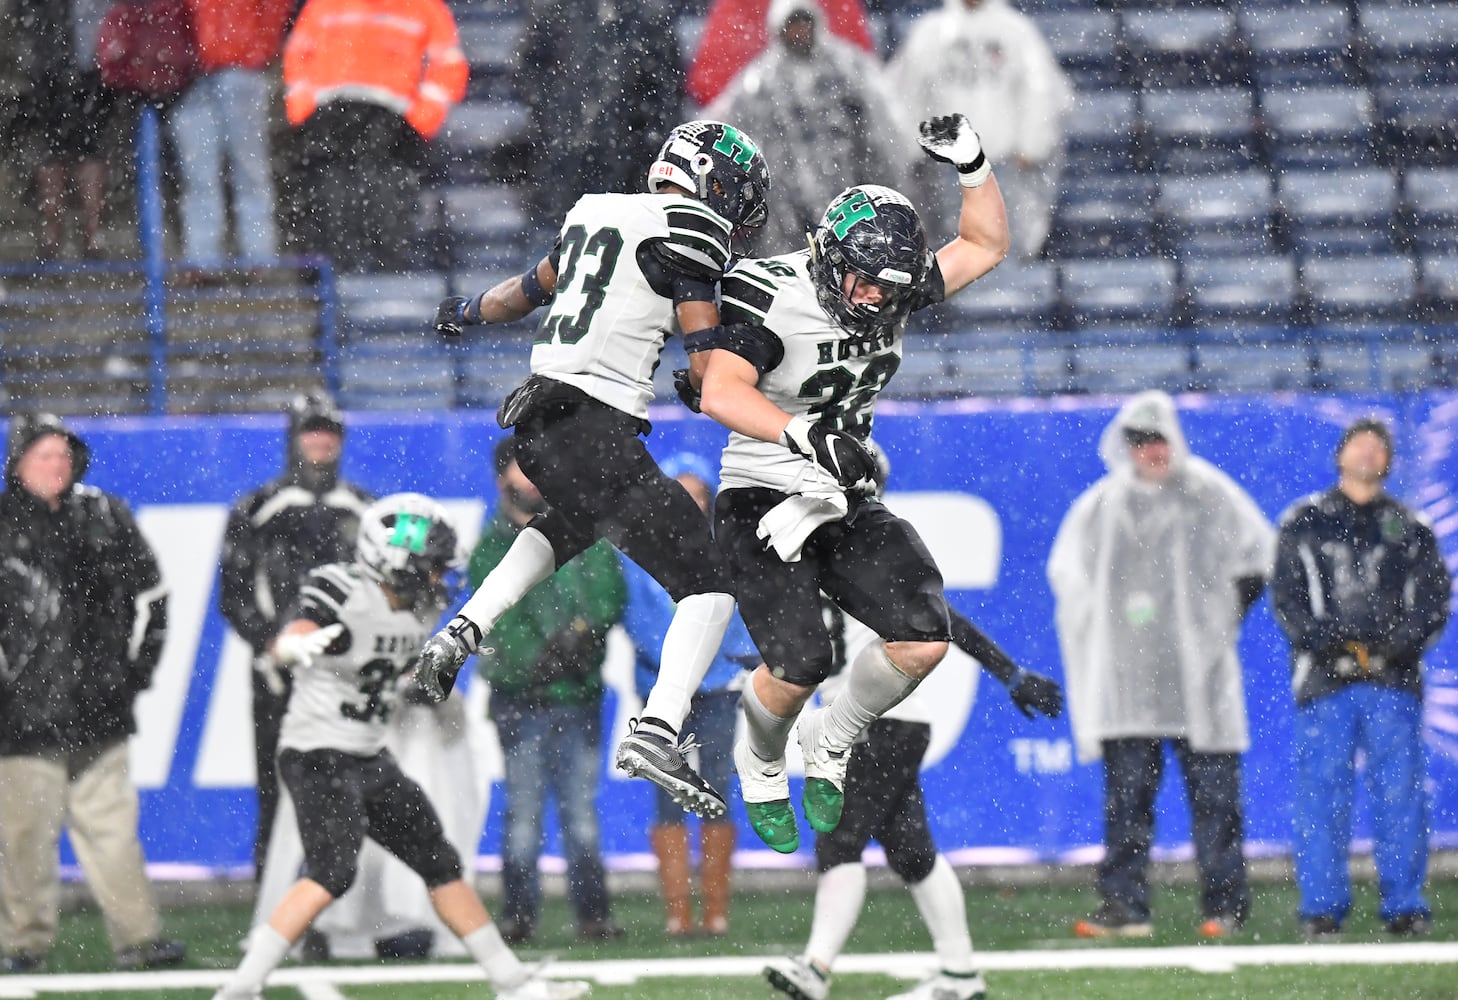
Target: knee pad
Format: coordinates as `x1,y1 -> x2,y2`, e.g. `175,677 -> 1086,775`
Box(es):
413,845 -> 464,890
308,858 -> 358,900
887,841 -> 937,885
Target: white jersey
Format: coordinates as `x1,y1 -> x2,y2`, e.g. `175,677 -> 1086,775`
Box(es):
277,563 -> 432,758
717,250 -> 937,494
530,191 -> 734,421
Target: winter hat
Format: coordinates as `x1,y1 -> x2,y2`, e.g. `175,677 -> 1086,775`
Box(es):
5,413 -> 89,484
1337,417 -> 1393,477
288,391 -> 344,437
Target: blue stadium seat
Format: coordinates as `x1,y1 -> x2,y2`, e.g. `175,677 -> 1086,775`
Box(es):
1157,170 -> 1277,259
1358,2 -> 1458,87
1036,10 -> 1122,90
947,336 -> 1075,396
1403,168 -> 1458,254
1277,168 -> 1399,256
1261,86 -> 1376,170
458,336 -> 534,408
1302,253 -> 1417,322
1239,5 -> 1356,91
1193,342 -> 1312,392
1184,254 -> 1299,328
1420,253 -> 1458,319
946,261 -> 1059,327
886,346 -> 956,400
338,273 -> 447,338
339,354 -> 456,410
441,102 -> 529,184
1047,175 -> 1158,260
1376,84 -> 1458,167
1063,91 -> 1141,178
1122,9 -> 1244,88
456,15 -> 523,102
1142,87 -> 1260,175
1060,258 -> 1179,327
1069,342 -> 1193,396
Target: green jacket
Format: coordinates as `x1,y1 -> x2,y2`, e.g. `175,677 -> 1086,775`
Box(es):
469,512 -> 626,706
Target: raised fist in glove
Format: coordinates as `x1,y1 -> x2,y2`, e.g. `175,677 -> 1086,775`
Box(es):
673,368 -> 702,413
434,295 -> 475,339
414,615 -> 482,703
272,623 -> 345,671
782,414 -> 877,490
1007,668 -> 1064,719
918,114 -> 991,187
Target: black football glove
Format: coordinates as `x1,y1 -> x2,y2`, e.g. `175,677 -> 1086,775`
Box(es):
673,368 -> 702,413
1007,669 -> 1064,719
434,296 -> 473,339
781,414 -> 877,490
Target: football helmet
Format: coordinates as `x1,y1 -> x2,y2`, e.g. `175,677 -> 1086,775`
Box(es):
809,185 -> 933,334
356,493 -> 463,612
647,120 -> 771,230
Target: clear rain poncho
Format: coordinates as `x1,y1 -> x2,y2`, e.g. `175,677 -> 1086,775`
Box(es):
1047,391 -> 1276,764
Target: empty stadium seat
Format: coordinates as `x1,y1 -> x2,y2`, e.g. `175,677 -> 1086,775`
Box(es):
1302,253 -> 1417,322
1193,342 -> 1312,392
1048,175 -> 1158,260
1063,91 -> 1141,178
338,273 -> 447,338
1240,5 -> 1355,91
1036,10 -> 1122,90
1157,170 -> 1277,259
946,261 -> 1059,327
1060,258 -> 1179,327
1142,87 -> 1260,175
1070,342 -> 1193,395
1358,2 -> 1458,87
456,14 -> 523,102
339,353 -> 456,410
1420,253 -> 1458,319
1184,255 -> 1299,328
1277,168 -> 1399,256
947,336 -> 1076,396
1122,9 -> 1244,88
1403,168 -> 1458,254
1261,86 -> 1376,170
1376,84 -> 1458,167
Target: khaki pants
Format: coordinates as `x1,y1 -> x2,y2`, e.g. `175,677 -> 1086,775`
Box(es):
0,739 -> 161,956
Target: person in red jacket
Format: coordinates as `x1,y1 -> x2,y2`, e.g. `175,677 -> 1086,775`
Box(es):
168,0 -> 293,269
282,0 -> 467,273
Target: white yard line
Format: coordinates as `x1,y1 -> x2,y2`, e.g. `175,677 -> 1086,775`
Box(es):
1,944 -> 1457,995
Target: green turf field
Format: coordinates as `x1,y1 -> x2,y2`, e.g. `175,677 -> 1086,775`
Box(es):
15,877 -> 1458,998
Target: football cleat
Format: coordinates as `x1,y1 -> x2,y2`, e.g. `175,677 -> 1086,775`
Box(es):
764,955 -> 830,1000
885,970 -> 988,1000
797,709 -> 848,834
496,972 -> 592,1000
615,724 -> 728,819
733,738 -> 798,853
413,623 -> 473,703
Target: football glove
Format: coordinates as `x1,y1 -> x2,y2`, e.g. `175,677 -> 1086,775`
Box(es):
272,623 -> 345,671
434,296 -> 474,339
1007,668 -> 1064,719
254,654 -> 289,697
918,114 -> 992,188
673,368 -> 702,413
414,615 -> 481,704
781,414 -> 877,491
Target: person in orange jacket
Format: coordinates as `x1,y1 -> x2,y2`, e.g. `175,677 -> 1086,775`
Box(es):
169,1 -> 294,268
282,0 -> 467,273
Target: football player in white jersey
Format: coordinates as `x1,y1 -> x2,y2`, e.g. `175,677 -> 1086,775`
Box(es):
214,495 -> 589,1000
415,120 -> 771,820
685,114 -> 1012,852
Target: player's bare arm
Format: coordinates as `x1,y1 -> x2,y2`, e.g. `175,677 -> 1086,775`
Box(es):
919,114 -> 1011,297
699,347 -> 786,441
433,256 -> 559,336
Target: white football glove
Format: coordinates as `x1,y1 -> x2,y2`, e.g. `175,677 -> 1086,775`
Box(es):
272,623 -> 345,670
918,113 -> 992,187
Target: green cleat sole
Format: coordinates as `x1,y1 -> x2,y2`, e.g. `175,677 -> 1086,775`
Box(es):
802,778 -> 843,833
745,799 -> 799,853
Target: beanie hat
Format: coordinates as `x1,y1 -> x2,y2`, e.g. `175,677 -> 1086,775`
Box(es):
5,413 -> 89,485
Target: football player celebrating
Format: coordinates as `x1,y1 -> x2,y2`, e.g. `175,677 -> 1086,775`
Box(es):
416,120 -> 772,821
213,495 -> 588,1000
687,113 -> 1011,851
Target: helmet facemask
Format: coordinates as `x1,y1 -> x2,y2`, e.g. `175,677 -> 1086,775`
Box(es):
647,120 -> 771,231
356,495 -> 463,614
810,186 -> 932,335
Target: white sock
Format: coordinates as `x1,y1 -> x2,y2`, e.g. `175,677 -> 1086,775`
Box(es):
639,592 -> 735,737
457,528 -> 556,637
908,855 -> 976,975
805,862 -> 867,970
820,640 -> 919,753
740,675 -> 797,762
461,922 -> 526,987
225,925 -> 291,994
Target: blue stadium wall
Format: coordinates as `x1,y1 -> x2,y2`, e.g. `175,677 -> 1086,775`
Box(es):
74,393 -> 1458,872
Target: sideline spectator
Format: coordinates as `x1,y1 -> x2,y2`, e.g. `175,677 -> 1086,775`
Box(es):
16,0 -> 118,259
281,0 -> 467,272
0,414 -> 185,973
1048,390 -> 1274,939
470,437 -> 627,944
1271,417 -> 1450,940
618,452 -> 756,937
219,392 -> 373,878
517,0 -> 683,222
890,0 -> 1071,258
707,0 -> 909,255
168,0 -> 292,267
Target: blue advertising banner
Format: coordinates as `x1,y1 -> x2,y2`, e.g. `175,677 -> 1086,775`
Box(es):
67,393 -> 1458,872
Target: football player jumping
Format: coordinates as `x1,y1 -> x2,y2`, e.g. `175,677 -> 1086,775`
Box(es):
213,495 -> 588,1000
415,121 -> 771,821
680,114 -> 1013,852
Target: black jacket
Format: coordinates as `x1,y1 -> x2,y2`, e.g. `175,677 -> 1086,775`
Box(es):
0,481 -> 168,755
1272,487 -> 1450,705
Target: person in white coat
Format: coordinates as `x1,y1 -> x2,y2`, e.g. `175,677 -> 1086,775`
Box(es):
1047,390 -> 1274,940
889,0 -> 1071,259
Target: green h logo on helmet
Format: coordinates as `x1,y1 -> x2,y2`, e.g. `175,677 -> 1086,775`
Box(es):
389,513 -> 432,554
711,125 -> 759,167
826,190 -> 877,240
